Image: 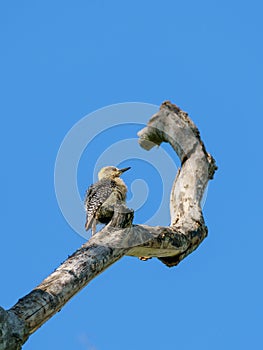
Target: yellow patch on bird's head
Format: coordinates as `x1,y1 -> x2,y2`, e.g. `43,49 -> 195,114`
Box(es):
98,166 -> 131,180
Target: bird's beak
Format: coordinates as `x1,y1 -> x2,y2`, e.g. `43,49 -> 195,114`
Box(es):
119,167 -> 131,174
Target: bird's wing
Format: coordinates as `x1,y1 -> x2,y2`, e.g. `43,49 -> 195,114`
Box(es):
84,179 -> 116,231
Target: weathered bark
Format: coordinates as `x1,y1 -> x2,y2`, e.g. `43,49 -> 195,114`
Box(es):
0,101 -> 217,350
136,101 -> 217,265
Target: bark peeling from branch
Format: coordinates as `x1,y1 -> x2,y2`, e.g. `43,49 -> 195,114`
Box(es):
0,101 -> 217,350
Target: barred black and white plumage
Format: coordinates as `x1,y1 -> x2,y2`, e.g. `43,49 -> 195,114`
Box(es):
84,166 -> 130,235
84,179 -> 116,230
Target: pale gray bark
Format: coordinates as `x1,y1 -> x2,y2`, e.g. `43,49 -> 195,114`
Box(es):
0,101 -> 217,350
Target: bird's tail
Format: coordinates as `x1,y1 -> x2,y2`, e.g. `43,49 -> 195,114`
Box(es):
85,216 -> 97,236
85,216 -> 93,231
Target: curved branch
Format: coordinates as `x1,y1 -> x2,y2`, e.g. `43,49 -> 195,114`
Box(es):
138,101 -> 216,229
0,101 -> 217,349
132,101 -> 217,265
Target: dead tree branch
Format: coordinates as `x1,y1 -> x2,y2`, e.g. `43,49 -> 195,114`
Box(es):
0,101 -> 217,350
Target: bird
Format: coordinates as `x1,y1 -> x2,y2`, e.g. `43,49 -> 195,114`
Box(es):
84,166 -> 131,235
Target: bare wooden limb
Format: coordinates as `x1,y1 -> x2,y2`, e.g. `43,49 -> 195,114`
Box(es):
138,101 -> 216,230
0,101 -> 217,350
137,101 -> 217,266
0,207 -> 133,349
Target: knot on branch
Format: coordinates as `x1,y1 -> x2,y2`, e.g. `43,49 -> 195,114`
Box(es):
207,153 -> 218,180
109,204 -> 134,229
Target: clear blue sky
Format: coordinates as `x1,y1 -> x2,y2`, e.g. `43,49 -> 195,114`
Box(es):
1,1 -> 262,349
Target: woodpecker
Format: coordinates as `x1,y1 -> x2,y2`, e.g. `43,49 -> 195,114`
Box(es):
84,166 -> 131,235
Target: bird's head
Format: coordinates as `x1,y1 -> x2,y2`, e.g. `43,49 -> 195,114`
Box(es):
98,166 -> 131,180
